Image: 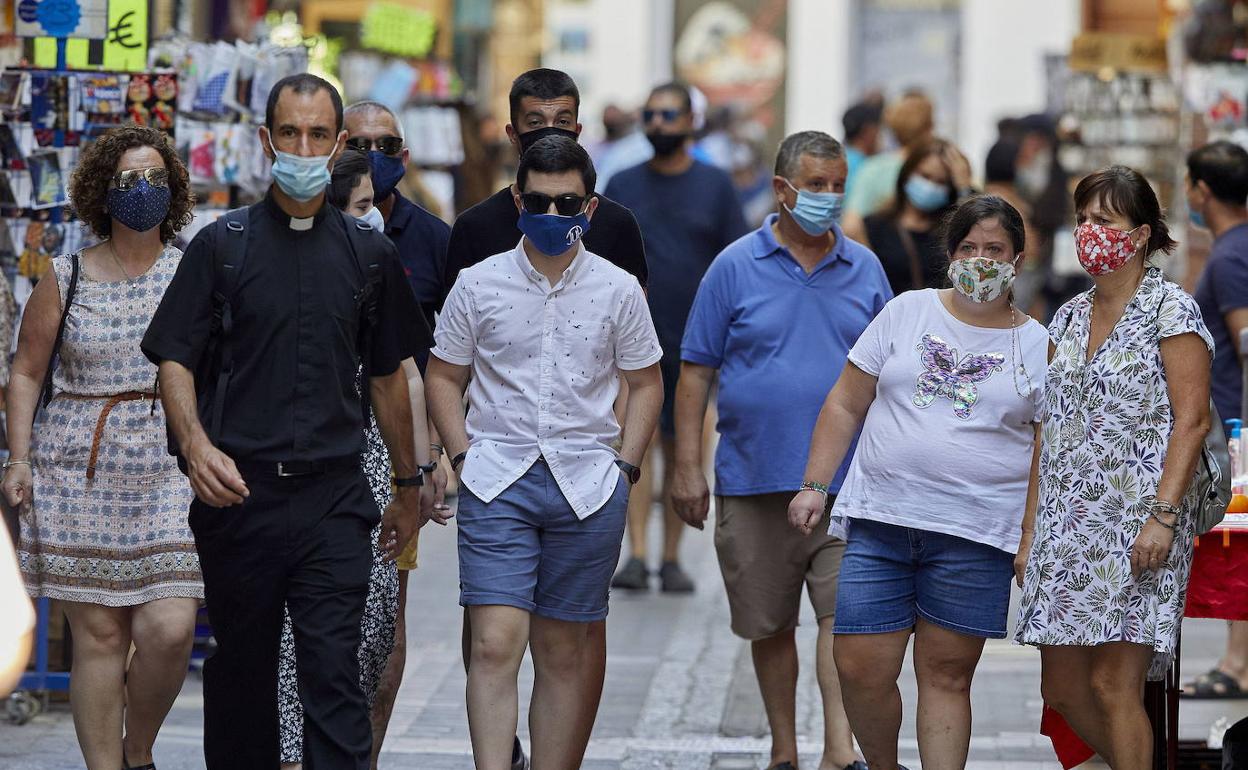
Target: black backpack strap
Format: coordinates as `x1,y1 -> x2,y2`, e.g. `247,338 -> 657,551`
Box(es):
338,210 -> 383,420
207,207 -> 251,445
38,252 -> 81,415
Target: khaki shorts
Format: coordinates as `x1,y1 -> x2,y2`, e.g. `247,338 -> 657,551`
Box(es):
714,493 -> 845,641
395,528 -> 420,571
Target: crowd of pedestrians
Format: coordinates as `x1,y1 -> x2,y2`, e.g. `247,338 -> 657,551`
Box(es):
0,64 -> 1232,770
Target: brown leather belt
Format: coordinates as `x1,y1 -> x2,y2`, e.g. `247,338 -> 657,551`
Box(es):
64,391 -> 153,481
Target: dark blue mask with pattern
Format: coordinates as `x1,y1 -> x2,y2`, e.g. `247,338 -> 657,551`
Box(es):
107,179 -> 171,233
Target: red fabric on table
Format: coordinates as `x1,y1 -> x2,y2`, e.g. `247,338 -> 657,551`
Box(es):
1041,705 -> 1096,769
1186,531 -> 1248,621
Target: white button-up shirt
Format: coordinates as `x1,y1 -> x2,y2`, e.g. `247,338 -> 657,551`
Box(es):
433,240 -> 662,518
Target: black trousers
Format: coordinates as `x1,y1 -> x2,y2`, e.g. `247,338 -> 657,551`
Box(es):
189,466 -> 378,770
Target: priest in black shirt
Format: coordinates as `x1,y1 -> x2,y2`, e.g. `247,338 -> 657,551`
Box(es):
442,68 -> 649,302
142,74 -> 433,770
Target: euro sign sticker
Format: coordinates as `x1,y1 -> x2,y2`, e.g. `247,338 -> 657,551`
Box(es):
108,10 -> 141,49
566,225 -> 584,245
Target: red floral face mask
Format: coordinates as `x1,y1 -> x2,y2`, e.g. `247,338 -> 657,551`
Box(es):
1074,222 -> 1141,276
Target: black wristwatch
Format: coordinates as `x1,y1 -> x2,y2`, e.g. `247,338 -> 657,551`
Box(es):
393,472 -> 424,488
615,459 -> 641,485
418,460 -> 438,474
450,451 -> 467,472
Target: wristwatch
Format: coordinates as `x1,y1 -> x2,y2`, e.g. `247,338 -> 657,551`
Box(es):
393,472 -> 424,488
418,460 -> 438,475
615,459 -> 641,485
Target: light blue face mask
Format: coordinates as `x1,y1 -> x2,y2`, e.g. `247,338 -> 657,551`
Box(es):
359,206 -> 385,232
1190,206 -> 1207,230
904,174 -> 951,213
783,180 -> 843,236
269,145 -> 334,202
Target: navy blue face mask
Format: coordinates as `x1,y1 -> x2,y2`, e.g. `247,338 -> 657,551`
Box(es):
368,150 -> 406,202
518,209 -> 592,257
106,179 -> 171,233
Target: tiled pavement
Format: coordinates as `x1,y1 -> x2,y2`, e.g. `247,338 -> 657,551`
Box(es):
4,501 -> 1248,769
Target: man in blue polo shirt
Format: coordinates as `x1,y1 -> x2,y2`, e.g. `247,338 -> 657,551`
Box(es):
672,131 -> 888,770
1184,140 -> 1248,700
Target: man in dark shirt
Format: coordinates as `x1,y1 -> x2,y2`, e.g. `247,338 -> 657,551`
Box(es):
141,74 -> 433,770
342,99 -> 449,762
604,82 -> 748,594
1185,140 -> 1248,699
443,67 -> 644,770
344,100 -> 450,364
442,68 -> 648,298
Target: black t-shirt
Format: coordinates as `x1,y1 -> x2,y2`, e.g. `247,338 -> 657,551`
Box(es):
441,187 -> 648,302
864,212 -> 948,295
142,194 -> 429,463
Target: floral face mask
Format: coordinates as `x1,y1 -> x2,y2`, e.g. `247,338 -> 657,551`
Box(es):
947,256 -> 1017,303
1074,222 -> 1141,276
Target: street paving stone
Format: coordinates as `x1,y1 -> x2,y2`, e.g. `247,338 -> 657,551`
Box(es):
4,501 -> 1248,768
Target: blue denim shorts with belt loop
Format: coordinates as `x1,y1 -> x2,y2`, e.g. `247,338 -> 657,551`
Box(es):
833,518 -> 1015,639
456,459 -> 628,623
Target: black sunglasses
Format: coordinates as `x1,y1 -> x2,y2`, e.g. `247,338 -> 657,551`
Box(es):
110,167 -> 169,191
520,192 -> 589,217
345,136 -> 404,156
643,108 -> 683,124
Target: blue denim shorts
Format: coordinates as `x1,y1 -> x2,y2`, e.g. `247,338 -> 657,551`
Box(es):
456,460 -> 628,623
833,518 -> 1014,639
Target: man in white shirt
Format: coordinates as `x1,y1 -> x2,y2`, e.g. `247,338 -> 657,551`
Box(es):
426,135 -> 663,768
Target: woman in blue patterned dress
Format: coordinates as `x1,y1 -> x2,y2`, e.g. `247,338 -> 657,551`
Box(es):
1015,166 -> 1214,770
3,126 -> 199,770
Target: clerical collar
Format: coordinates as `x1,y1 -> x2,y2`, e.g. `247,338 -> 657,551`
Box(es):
262,190 -> 329,229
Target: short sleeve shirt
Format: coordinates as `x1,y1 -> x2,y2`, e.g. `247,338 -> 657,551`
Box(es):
142,194 -> 429,462
385,193 -> 450,368
434,241 -> 662,518
1194,222 -> 1248,427
833,289 -> 1048,552
604,160 -> 749,353
681,215 -> 892,496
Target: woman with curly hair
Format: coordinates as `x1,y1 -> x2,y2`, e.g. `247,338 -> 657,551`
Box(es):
3,124 -> 198,770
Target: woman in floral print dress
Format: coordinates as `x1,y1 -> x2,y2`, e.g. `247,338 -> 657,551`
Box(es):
3,126 -> 199,770
1015,166 -> 1213,770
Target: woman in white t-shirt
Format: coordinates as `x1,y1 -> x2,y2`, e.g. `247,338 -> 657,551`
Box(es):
788,195 -> 1048,770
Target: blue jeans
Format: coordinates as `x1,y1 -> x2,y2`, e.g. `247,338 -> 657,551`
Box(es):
457,460 -> 628,622
833,518 -> 1014,639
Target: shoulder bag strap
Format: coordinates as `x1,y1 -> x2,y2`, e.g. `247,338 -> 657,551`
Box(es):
339,210 -> 382,421
207,207 -> 250,446
38,253 -> 81,415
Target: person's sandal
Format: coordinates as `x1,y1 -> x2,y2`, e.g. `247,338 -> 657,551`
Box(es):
1182,668 -> 1248,699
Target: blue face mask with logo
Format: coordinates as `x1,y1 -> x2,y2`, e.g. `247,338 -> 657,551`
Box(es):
783,180 -> 843,235
368,150 -> 406,202
1190,206 -> 1207,230
269,145 -> 333,202
904,174 -> 951,212
518,210 -> 592,257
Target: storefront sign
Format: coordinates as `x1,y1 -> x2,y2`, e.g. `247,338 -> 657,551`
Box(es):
14,0 -> 107,39
360,1 -> 437,58
31,0 -> 148,71
1070,32 -> 1167,73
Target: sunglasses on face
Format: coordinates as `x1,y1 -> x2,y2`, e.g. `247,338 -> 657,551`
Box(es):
519,192 -> 590,217
643,108 -> 684,124
345,136 -> 404,156
111,167 -> 169,191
